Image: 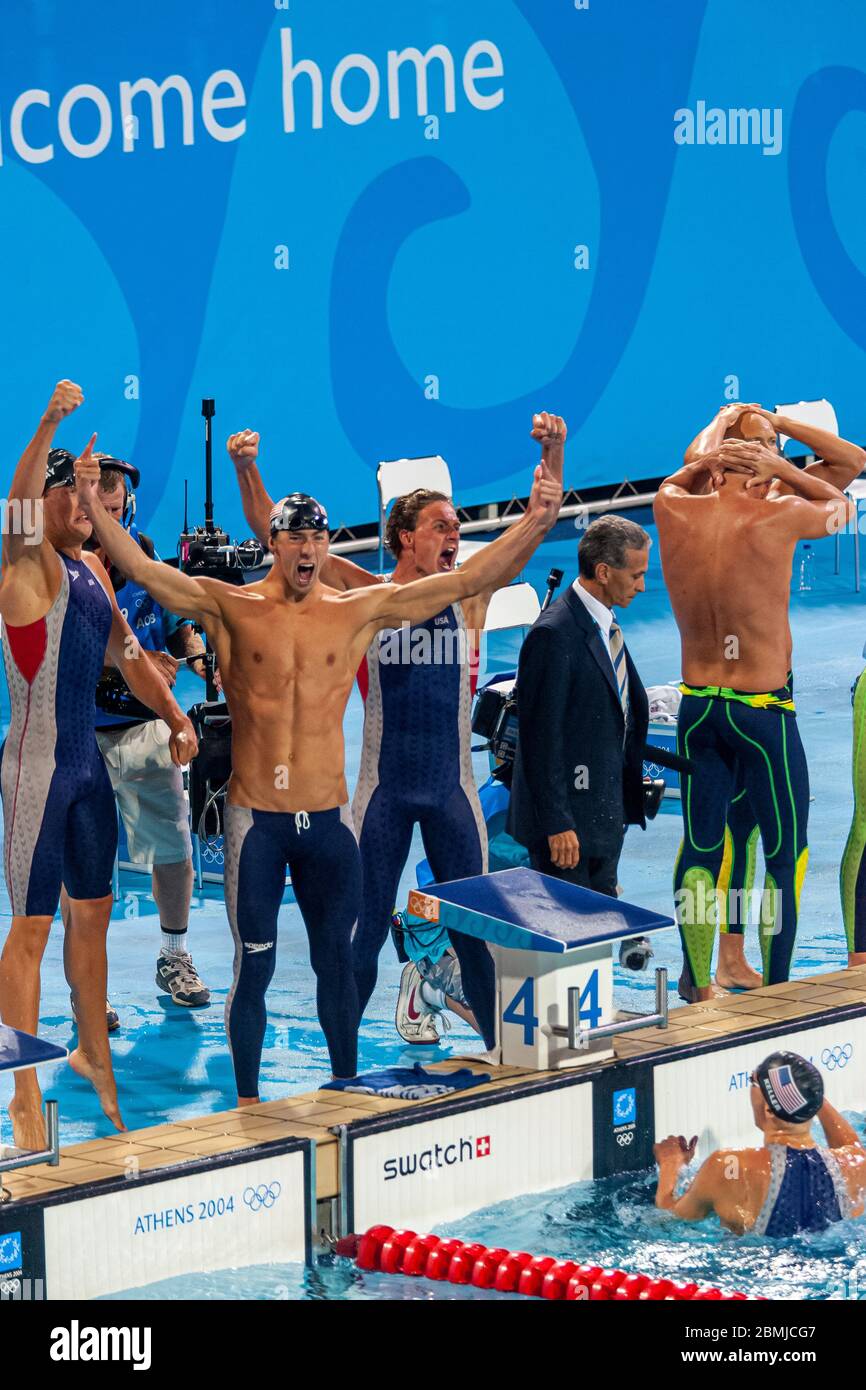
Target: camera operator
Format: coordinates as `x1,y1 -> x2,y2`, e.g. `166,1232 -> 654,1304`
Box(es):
507,515 -> 651,895
62,456 -> 210,1021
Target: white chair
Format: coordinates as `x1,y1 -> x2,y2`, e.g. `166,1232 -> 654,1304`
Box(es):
377,455 -> 453,571
483,581 -> 541,632
477,581 -> 540,685
774,397 -> 839,451
455,538 -> 491,563
774,399 -> 863,591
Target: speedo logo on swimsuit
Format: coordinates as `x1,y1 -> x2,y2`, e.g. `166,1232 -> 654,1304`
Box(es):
383,1134 -> 491,1181
244,941 -> 274,954
377,621 -> 478,668
50,1321 -> 151,1371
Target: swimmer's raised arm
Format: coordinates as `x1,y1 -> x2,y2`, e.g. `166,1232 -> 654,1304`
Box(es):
749,407 -> 866,494
468,412 -> 568,619
76,439 -> 223,625
653,1135 -> 717,1222
683,403 -> 759,466
227,428 -> 379,591
227,430 -> 273,547
4,380 -> 83,569
358,464 -> 561,632
655,453 -> 745,505
816,1099 -> 863,1151
719,440 -> 855,536
322,555 -> 383,590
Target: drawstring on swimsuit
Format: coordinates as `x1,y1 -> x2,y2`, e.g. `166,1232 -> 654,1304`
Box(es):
294,811 -> 310,832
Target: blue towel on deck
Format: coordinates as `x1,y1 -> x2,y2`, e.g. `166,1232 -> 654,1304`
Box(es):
323,1064 -> 490,1101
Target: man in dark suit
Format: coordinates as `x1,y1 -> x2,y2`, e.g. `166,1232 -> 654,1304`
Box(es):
508,514 -> 651,894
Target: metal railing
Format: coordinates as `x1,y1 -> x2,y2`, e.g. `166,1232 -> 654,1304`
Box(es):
549,967 -> 669,1052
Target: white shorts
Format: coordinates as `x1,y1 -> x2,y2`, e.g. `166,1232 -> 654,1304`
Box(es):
96,720 -> 192,866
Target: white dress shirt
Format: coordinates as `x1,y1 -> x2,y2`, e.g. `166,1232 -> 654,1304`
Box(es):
573,579 -> 614,657
572,578 -> 629,722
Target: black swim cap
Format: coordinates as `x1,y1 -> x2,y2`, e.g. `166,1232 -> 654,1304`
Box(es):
268,493 -> 329,535
44,448 -> 77,491
754,1051 -> 824,1124
43,449 -> 141,492
95,454 -> 141,488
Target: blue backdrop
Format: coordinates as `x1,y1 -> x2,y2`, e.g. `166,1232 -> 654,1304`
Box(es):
1,0 -> 864,549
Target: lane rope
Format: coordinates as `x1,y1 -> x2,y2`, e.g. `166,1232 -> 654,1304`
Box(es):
335,1226 -> 753,1300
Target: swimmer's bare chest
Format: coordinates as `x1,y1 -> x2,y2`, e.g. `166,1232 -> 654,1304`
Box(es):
213,586 -> 366,812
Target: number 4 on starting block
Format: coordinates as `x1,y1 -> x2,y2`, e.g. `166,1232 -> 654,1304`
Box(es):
495,943 -> 613,1069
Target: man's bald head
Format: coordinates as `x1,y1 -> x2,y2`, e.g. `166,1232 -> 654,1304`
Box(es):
724,411 -> 777,448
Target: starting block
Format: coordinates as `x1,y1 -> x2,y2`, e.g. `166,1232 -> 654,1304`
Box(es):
0,1025 -> 67,1194
408,867 -> 675,1069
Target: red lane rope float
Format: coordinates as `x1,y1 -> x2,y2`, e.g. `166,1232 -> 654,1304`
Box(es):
337,1228 -> 751,1301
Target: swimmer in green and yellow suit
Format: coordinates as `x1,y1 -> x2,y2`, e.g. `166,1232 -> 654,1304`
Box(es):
840,668 -> 866,967
677,404 -> 866,994
656,413 -> 854,1003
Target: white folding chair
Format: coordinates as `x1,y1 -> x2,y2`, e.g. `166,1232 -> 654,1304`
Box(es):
483,581 -> 541,632
774,397 -> 839,451
376,455 -> 453,572
476,582 -> 541,683
774,399 -> 863,590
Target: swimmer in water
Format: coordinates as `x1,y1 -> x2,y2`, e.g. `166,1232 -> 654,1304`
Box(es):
655,419 -> 853,1001
654,1050 -> 866,1235
76,436 -> 562,1101
0,386 -> 198,1147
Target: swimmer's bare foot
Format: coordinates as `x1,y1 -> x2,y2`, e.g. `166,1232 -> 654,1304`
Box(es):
715,964 -> 763,990
677,971 -> 727,1005
68,1048 -> 126,1132
8,1093 -> 47,1152
715,936 -> 763,990
848,952 -> 866,969
237,1096 -> 259,1108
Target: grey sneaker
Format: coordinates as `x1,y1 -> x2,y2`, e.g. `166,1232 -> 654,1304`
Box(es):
70,993 -> 120,1033
155,951 -> 211,1007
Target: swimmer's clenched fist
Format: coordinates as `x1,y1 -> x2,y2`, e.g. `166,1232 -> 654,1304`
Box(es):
530,411 -> 567,449
43,379 -> 84,424
226,430 -> 260,471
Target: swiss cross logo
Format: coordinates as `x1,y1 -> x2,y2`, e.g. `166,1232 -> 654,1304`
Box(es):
476,1136 -> 491,1158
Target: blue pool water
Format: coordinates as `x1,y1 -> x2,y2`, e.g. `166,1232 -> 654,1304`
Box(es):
1,514 -> 865,1148
105,1115 -> 866,1301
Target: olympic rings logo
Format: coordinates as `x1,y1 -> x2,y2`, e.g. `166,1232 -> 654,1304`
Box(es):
615,1131 -> 634,1147
243,1182 -> 282,1212
821,1044 -> 854,1071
